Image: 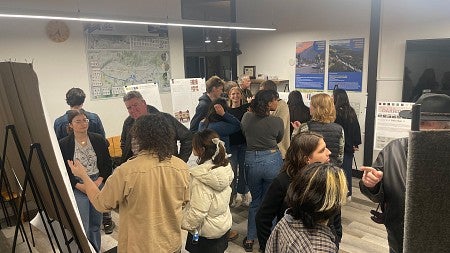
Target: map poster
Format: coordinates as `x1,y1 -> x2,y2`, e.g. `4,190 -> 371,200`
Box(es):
123,83 -> 163,111
374,101 -> 414,150
295,41 -> 326,90
170,78 -> 206,128
328,38 -> 364,92
85,23 -> 170,100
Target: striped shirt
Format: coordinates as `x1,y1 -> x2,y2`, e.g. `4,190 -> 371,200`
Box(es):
266,214 -> 337,253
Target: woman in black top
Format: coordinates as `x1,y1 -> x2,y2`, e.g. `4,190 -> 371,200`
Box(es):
287,90 -> 311,135
333,89 -> 362,198
59,109 -> 112,252
228,86 -> 251,207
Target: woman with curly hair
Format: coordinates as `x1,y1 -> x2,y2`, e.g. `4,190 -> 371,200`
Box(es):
266,163 -> 347,253
255,132 -> 331,251
68,114 -> 190,252
182,129 -> 234,253
241,89 -> 284,252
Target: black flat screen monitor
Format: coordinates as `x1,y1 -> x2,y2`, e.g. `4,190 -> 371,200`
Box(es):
403,38 -> 450,102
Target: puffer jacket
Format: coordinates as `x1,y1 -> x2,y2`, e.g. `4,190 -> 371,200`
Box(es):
181,161 -> 234,239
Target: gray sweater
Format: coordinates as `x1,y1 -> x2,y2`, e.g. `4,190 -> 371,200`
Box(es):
241,112 -> 284,151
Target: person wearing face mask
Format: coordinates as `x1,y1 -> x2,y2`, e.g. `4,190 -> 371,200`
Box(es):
120,91 -> 192,164
255,132 -> 332,252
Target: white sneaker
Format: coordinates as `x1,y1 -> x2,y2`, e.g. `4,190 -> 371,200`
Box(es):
242,192 -> 252,207
232,194 -> 243,208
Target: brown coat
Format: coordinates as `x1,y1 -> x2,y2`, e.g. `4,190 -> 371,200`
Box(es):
91,151 -> 190,253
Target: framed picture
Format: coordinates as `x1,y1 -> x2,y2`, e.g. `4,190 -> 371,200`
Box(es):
243,66 -> 256,79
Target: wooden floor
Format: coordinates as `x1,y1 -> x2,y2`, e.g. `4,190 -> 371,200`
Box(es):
0,178 -> 388,252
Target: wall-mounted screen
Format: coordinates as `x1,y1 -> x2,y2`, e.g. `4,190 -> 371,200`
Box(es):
403,38 -> 450,102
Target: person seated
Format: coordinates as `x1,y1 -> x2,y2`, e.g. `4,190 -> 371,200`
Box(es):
266,162 -> 347,253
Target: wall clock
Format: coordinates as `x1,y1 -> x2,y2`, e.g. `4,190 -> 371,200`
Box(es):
46,20 -> 70,43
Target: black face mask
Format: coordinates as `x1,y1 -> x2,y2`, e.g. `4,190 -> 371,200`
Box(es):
370,204 -> 385,224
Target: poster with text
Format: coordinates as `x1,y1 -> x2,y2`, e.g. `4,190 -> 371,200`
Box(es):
170,78 -> 206,128
328,38 -> 364,91
295,41 -> 326,90
374,101 -> 414,150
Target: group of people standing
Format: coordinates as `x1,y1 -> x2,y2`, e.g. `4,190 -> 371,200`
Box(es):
53,75 -> 364,253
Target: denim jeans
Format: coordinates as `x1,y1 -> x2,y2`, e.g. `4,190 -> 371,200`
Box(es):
73,174 -> 102,252
342,152 -> 354,196
244,149 -> 283,240
229,144 -> 249,195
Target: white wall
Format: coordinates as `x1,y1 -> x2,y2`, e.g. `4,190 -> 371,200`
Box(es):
2,0 -> 450,148
0,0 -> 184,137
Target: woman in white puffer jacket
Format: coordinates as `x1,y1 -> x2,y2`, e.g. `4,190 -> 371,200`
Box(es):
182,129 -> 234,253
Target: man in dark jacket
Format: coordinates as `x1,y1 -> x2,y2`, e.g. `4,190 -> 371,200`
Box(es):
189,76 -> 224,132
360,93 -> 450,253
120,91 -> 192,163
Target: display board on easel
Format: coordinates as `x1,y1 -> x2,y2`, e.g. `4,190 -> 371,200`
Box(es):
123,83 -> 163,111
170,78 -> 206,128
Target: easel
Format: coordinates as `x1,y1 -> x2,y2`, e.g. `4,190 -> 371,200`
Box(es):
2,125 -> 84,252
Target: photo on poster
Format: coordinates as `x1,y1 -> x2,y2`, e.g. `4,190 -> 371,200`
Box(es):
328,38 -> 364,91
295,41 -> 326,90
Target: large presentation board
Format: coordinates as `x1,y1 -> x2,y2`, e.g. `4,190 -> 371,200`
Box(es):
374,101 -> 413,150
85,23 -> 171,100
170,78 -> 206,128
0,62 -> 92,252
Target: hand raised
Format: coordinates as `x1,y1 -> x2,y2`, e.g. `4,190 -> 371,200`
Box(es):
214,104 -> 225,116
68,160 -> 87,178
291,121 -> 301,129
360,166 -> 383,188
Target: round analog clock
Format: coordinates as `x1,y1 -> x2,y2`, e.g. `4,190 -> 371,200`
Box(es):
46,20 -> 70,43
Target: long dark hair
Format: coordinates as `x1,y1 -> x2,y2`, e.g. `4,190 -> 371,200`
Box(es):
333,89 -> 357,124
250,90 -> 279,117
281,131 -> 323,178
288,90 -> 311,125
192,129 -> 229,168
203,98 -> 229,127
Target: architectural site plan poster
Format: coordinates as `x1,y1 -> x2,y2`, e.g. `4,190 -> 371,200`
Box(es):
328,38 -> 364,91
295,40 -> 326,90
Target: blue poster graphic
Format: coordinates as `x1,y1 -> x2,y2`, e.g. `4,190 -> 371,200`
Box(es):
328,38 -> 364,91
295,41 -> 326,90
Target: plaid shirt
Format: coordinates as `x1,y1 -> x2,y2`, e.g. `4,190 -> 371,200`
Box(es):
266,214 -> 337,253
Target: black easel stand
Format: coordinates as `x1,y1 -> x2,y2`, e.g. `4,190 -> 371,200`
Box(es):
2,125 -> 84,252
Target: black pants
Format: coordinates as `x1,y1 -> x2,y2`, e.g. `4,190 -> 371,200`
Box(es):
185,230 -> 229,253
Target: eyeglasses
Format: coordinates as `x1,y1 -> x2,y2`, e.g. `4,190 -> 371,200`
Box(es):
73,119 -> 89,124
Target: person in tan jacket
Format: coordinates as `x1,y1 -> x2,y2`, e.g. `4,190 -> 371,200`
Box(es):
260,80 -> 290,159
69,114 -> 190,253
182,129 -> 234,253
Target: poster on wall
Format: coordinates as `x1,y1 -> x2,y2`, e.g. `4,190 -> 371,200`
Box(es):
123,83 -> 163,111
84,23 -> 171,100
295,41 -> 326,90
170,78 -> 206,128
374,101 -> 414,150
328,38 -> 364,91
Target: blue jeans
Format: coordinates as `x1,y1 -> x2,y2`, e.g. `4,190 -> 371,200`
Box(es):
342,152 -> 354,196
73,174 -> 102,252
244,150 -> 283,240
229,144 -> 249,195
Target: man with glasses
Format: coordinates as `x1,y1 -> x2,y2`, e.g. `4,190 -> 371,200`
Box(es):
53,87 -> 115,235
120,90 -> 192,163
